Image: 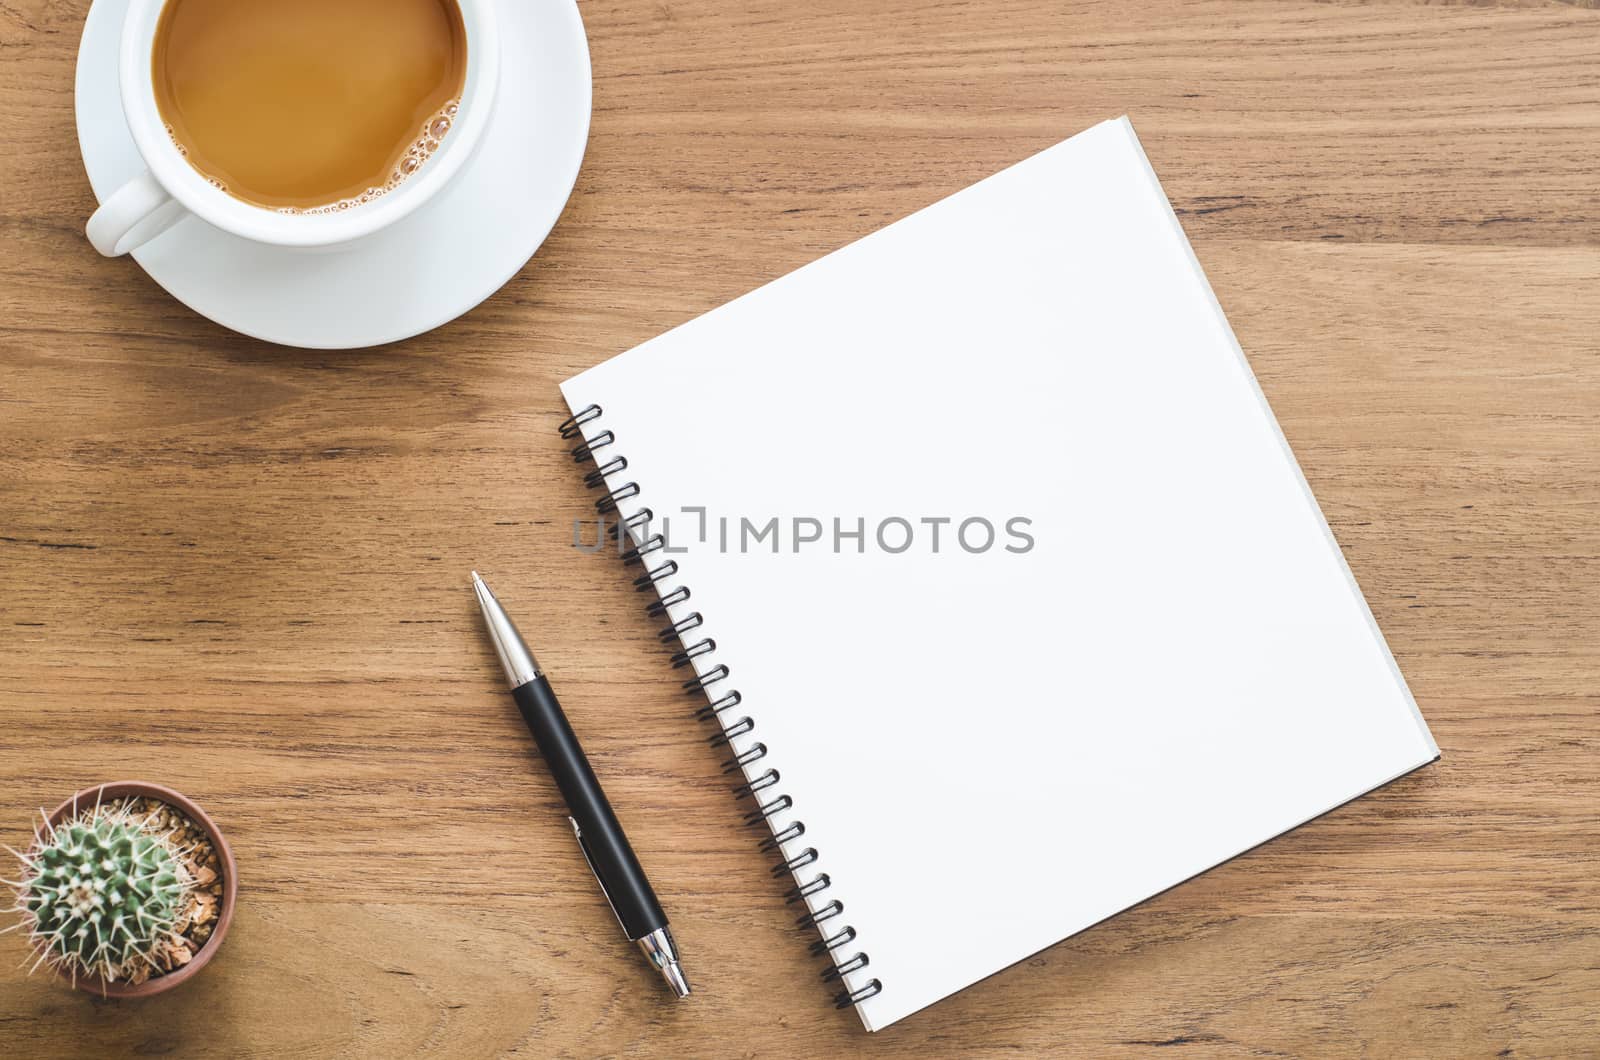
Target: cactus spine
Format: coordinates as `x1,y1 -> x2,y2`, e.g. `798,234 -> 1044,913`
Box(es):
3,797 -> 195,986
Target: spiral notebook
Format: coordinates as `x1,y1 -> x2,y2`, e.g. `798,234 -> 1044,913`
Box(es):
558,117 -> 1438,1031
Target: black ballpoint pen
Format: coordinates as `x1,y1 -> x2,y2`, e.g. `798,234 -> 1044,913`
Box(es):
471,571 -> 690,998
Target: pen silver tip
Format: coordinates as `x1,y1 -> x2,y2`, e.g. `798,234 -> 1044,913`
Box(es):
471,572 -> 540,688
662,960 -> 691,999
637,926 -> 690,999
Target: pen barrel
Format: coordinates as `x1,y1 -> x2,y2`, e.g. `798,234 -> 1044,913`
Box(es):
512,675 -> 668,940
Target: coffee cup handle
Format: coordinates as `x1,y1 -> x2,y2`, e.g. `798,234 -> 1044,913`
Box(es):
86,170 -> 188,257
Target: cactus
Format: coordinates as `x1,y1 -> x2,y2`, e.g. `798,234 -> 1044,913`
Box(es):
3,798 -> 195,986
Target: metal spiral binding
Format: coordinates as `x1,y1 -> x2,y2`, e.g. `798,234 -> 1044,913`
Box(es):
560,403 -> 882,1012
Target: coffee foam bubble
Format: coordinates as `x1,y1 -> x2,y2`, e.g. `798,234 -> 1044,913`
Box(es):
284,99 -> 459,215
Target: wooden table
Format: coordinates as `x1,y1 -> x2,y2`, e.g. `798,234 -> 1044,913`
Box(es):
3,0 -> 1597,1055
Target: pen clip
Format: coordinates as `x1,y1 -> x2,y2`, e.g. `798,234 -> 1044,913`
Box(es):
569,816 -> 626,933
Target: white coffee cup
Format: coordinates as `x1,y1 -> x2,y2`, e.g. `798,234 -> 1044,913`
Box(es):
86,0 -> 500,257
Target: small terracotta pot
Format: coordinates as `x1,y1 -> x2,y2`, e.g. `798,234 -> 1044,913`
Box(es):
32,781 -> 237,998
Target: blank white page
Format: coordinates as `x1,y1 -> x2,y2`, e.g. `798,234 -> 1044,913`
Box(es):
561,117 -> 1437,1031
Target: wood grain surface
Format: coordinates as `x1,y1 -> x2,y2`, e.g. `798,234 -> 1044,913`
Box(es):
3,0 -> 1598,1055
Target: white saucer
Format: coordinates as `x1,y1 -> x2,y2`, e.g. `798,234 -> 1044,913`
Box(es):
75,0 -> 591,349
